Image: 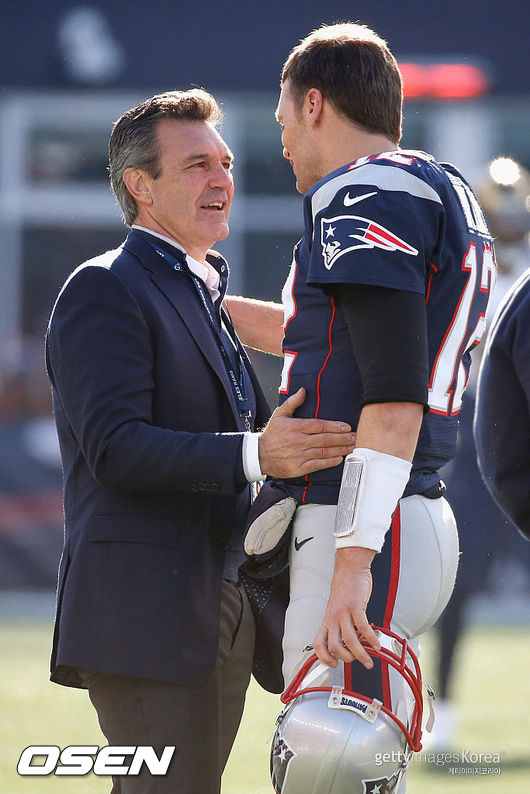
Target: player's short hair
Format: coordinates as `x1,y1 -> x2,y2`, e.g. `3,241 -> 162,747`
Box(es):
109,89 -> 223,226
281,23 -> 403,143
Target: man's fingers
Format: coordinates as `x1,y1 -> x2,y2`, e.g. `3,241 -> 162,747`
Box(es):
298,417 -> 353,435
298,457 -> 345,475
320,630 -> 374,669
358,622 -> 381,653
272,387 -> 306,417
272,394 -> 352,434
296,445 -> 355,474
259,406 -> 355,478
313,626 -> 338,668
341,624 -> 374,669
314,613 -> 380,670
304,439 -> 355,456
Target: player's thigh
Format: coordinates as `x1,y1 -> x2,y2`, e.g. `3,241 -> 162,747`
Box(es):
283,504 -> 336,682
392,495 -> 459,640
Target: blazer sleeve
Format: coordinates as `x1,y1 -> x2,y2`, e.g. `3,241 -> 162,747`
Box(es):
46,264 -> 247,495
474,284 -> 530,539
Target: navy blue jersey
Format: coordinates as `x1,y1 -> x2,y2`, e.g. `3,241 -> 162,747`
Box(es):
277,150 -> 496,504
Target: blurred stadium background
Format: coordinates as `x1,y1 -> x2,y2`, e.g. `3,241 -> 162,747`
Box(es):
1,0 -> 529,791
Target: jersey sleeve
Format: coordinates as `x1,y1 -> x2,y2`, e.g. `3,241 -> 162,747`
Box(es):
306,163 -> 443,294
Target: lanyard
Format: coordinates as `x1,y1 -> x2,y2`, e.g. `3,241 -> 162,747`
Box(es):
149,242 -> 253,431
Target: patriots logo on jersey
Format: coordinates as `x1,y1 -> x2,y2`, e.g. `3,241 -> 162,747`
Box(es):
320,214 -> 418,270
361,770 -> 402,793
271,733 -> 296,793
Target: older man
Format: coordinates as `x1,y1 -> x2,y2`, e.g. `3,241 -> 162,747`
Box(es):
45,88 -> 355,794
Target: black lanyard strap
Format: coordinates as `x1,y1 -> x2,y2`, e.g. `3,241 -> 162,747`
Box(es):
149,241 -> 252,430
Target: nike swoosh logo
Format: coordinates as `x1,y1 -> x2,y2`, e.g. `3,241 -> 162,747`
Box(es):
294,536 -> 314,551
343,191 -> 377,207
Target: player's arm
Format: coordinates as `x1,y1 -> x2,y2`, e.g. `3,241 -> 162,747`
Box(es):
314,284 -> 428,668
224,295 -> 284,356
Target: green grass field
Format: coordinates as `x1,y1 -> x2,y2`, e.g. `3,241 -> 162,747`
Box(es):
0,617 -> 528,793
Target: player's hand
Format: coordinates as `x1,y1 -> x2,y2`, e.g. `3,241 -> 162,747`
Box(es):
313,547 -> 381,669
258,388 -> 355,478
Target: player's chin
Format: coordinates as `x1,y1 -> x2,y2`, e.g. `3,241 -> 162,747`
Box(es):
294,174 -> 311,195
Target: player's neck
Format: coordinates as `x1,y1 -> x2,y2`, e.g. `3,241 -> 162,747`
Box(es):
319,122 -> 398,177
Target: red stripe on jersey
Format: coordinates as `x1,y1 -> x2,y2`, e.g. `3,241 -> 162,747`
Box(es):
303,297 -> 336,503
425,262 -> 438,304
315,297 -> 336,417
301,476 -> 311,504
382,505 -> 402,709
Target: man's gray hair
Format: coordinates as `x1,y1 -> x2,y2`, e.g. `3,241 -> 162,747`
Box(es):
109,89 -> 223,227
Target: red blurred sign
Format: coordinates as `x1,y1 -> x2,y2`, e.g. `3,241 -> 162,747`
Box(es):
399,62 -> 490,100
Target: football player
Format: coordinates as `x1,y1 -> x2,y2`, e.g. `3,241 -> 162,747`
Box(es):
228,22 -> 496,791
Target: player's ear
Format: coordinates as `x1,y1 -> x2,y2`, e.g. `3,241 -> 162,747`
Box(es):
304,88 -> 324,126
123,168 -> 153,207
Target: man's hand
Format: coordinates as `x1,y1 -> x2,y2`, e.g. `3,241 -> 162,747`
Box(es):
258,388 -> 355,478
313,547 -> 381,669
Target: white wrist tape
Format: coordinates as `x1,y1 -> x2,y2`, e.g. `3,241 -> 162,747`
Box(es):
334,448 -> 412,552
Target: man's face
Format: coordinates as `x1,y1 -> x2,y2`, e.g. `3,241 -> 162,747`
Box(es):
137,119 -> 234,261
276,80 -> 318,194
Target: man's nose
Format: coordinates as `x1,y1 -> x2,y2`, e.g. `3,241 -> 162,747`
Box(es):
282,146 -> 290,161
211,163 -> 233,188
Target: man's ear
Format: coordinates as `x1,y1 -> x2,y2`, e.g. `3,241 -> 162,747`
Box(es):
122,168 -> 153,207
304,88 -> 324,127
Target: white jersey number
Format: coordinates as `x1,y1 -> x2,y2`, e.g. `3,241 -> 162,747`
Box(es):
281,254 -> 297,329
429,243 -> 496,415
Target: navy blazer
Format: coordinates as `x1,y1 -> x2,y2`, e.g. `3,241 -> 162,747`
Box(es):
46,230 -> 270,688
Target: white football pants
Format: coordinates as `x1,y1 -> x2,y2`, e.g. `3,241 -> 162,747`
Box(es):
282,495 -> 459,792
283,495 -> 459,682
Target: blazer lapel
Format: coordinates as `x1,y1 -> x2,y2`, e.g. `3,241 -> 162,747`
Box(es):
124,231 -> 244,426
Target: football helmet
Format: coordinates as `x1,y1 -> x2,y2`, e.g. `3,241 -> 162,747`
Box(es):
270,626 -> 430,794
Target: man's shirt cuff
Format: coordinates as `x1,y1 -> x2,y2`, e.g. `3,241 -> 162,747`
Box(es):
242,432 -> 263,482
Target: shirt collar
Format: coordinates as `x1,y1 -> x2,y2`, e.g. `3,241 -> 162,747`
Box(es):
132,225 -> 221,302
